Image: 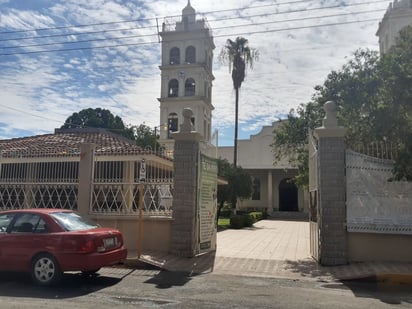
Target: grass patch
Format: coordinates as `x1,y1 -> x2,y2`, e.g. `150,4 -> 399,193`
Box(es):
218,211 -> 265,230
218,218 -> 230,229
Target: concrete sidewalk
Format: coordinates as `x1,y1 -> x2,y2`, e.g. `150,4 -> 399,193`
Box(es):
130,219 -> 412,283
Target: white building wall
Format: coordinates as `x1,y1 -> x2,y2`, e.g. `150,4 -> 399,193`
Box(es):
218,121 -> 308,214
218,121 -> 292,169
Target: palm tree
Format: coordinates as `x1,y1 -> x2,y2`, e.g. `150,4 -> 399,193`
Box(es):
220,37 -> 258,166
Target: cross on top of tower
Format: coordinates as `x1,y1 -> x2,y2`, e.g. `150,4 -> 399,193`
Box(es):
183,0 -> 195,15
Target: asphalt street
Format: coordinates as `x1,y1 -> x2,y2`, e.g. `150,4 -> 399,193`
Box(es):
1,219 -> 412,308
0,266 -> 411,309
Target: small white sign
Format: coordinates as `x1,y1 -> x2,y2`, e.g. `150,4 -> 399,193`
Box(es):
139,159 -> 146,182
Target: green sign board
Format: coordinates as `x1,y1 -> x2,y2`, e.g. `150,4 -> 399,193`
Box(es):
198,154 -> 218,253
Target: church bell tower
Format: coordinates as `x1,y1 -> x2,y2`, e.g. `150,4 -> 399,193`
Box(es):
157,1 -> 215,155
376,0 -> 412,54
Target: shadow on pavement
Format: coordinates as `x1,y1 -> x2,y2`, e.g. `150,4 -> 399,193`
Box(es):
0,271 -> 122,299
326,277 -> 412,306
144,271 -> 193,289
282,259 -> 326,280
283,260 -> 412,305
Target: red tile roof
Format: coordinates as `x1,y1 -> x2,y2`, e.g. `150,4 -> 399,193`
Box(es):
0,129 -> 146,158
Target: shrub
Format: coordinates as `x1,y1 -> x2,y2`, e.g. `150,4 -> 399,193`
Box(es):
230,215 -> 244,229
228,211 -> 266,229
249,212 -> 262,222
243,213 -> 255,227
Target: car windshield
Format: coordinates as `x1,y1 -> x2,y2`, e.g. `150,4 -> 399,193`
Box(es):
0,214 -> 14,232
50,212 -> 100,231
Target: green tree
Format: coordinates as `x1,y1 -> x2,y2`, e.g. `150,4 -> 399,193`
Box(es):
219,37 -> 259,166
271,102 -> 324,188
216,158 -> 253,221
378,26 -> 412,180
131,124 -> 159,151
61,108 -> 134,140
272,26 -> 412,185
61,108 -> 160,150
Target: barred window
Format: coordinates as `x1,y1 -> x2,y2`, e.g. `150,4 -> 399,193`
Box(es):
169,47 -> 180,65
168,79 -> 179,97
185,46 -> 196,63
184,78 -> 195,96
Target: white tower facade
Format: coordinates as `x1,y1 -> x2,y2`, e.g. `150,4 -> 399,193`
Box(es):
376,0 -> 412,54
158,1 -> 215,155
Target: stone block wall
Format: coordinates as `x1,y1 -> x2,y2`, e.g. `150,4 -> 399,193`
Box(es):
314,101 -> 347,266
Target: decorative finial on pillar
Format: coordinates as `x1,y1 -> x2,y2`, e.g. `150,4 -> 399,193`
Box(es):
322,101 -> 338,128
315,100 -> 345,137
180,108 -> 194,132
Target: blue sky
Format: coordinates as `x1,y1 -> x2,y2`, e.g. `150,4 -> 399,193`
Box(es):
0,0 -> 389,146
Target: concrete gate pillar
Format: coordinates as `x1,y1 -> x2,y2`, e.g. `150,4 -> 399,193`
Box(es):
314,101 -> 347,266
78,143 -> 95,216
170,108 -> 203,257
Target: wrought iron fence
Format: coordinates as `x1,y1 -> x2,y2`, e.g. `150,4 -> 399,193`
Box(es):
0,149 -> 173,216
91,156 -> 173,216
0,157 -> 79,210
349,141 -> 398,161
91,182 -> 173,215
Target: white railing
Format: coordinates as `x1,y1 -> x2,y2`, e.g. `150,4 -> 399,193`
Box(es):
0,183 -> 78,210
1,148 -> 174,216
90,156 -> 173,216
0,159 -> 79,210
91,182 -> 173,216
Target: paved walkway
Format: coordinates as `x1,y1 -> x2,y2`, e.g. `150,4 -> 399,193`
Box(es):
132,219 -> 412,283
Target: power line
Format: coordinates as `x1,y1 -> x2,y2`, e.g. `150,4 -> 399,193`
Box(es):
0,1 -> 386,56
0,17 -> 380,56
0,0 -> 305,35
0,24 -> 158,43
0,0 -> 386,35
0,103 -> 71,126
0,0 -> 387,42
0,14 -> 157,35
215,18 -> 380,38
0,2 -> 385,44
0,40 -> 153,56
210,9 -> 383,32
0,9 -> 383,51
0,32 -> 158,50
0,102 -> 145,131
202,0 -> 388,19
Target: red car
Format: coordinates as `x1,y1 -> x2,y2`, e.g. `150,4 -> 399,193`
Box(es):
0,209 -> 127,286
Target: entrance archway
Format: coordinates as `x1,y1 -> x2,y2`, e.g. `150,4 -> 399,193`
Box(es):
279,178 -> 298,211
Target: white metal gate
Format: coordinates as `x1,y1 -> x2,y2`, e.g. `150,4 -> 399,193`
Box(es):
308,131 -> 320,261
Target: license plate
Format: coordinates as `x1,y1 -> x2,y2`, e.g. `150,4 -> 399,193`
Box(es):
103,237 -> 116,248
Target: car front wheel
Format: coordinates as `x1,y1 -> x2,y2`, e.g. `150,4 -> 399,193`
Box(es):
31,253 -> 62,286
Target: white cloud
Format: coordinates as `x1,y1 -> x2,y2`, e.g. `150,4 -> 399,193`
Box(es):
0,9 -> 55,29
0,0 -> 389,144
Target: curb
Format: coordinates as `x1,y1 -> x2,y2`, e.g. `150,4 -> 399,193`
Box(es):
375,273 -> 412,285
123,257 -> 162,270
